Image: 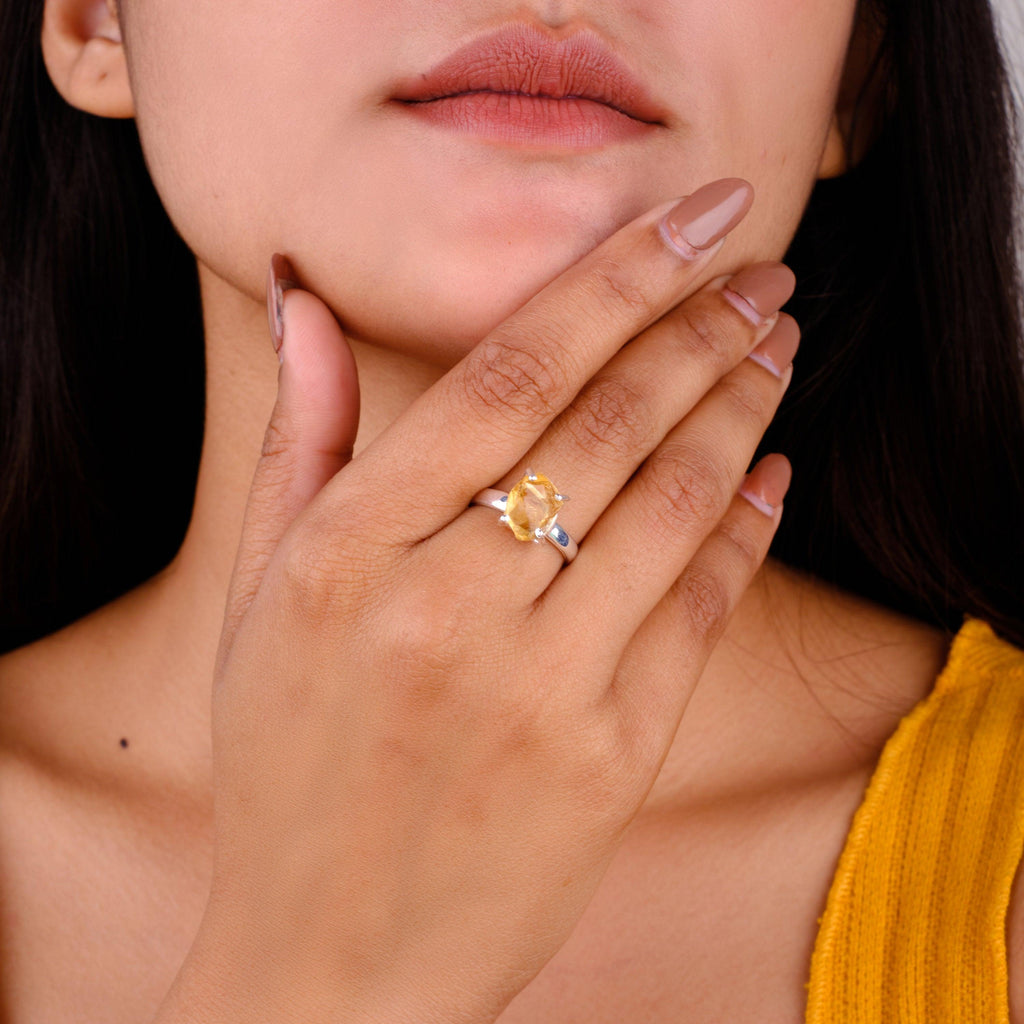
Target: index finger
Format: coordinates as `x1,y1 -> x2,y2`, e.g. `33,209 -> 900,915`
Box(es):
345,177 -> 753,537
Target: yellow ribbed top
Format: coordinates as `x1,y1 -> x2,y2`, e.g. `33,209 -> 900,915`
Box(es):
806,615 -> 1024,1023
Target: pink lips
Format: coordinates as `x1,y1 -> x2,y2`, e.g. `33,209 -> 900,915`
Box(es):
391,24 -> 667,147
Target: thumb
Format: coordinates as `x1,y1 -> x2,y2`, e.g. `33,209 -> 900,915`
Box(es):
219,253 -> 360,655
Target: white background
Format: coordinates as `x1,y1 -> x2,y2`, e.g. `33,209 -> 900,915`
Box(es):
992,0 -> 1024,276
994,0 -> 1024,171
995,0 -> 1024,80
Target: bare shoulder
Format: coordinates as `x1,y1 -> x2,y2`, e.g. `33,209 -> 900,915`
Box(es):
0,604 -> 120,775
0,575 -> 175,789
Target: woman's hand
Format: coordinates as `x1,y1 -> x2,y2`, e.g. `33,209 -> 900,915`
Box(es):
154,178 -> 798,1024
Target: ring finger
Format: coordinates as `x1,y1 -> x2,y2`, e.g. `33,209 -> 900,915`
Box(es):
549,340 -> 797,648
451,266 -> 798,581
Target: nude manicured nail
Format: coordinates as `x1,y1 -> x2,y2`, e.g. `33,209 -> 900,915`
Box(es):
746,315 -> 801,379
659,178 -> 754,260
723,262 -> 797,326
266,253 -> 299,359
739,455 -> 792,517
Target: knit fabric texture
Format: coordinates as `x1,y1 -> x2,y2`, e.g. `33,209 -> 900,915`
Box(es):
805,615 -> 1024,1022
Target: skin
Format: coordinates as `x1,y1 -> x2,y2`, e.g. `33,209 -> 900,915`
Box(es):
0,0 -> 1016,1021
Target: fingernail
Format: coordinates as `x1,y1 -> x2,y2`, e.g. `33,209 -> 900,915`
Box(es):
266,253 -> 299,361
746,315 -> 801,379
739,455 -> 792,517
723,262 -> 797,326
659,178 -> 754,260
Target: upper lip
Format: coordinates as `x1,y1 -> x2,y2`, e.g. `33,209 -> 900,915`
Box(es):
391,23 -> 668,125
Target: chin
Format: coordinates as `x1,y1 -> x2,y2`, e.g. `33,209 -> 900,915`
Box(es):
329,261 -> 562,368
308,192 -> 656,369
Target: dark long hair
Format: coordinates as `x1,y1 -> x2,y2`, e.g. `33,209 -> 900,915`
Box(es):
1,0 -> 1022,654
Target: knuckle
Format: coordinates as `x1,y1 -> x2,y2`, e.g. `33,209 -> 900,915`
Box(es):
674,302 -> 732,366
275,530 -> 346,623
556,715 -> 643,818
679,562 -> 732,638
461,332 -> 568,428
641,444 -> 727,533
585,254 -> 660,322
259,416 -> 291,462
563,376 -> 656,466
277,523 -> 329,585
719,371 -> 774,426
379,574 -> 503,694
272,515 -> 381,633
716,513 -> 767,571
387,594 -> 466,671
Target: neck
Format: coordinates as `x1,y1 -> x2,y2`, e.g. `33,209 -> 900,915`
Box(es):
25,258 -> 950,815
161,259 -> 447,683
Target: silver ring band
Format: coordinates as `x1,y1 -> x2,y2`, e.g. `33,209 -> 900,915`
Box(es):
469,487 -> 579,563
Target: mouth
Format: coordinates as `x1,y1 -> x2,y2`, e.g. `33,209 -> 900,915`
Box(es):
390,23 -> 669,146
407,89 -> 654,123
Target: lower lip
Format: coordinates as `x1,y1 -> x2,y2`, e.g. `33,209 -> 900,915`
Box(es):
396,91 -> 656,147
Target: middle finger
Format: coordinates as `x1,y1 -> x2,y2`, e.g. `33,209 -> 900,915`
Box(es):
452,264 -> 797,576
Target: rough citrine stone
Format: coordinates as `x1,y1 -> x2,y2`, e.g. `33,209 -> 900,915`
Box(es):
505,473 -> 563,542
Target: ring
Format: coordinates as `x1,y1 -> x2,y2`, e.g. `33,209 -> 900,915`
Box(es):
470,470 -> 579,563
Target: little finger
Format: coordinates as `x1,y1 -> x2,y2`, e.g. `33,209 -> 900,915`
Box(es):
610,453 -> 791,755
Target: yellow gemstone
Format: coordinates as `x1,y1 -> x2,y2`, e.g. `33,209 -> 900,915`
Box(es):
505,473 -> 563,542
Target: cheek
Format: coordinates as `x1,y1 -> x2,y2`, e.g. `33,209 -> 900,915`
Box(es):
123,0 -> 371,270
125,0 -> 536,359
122,0 -> 857,366
656,0 -> 855,244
